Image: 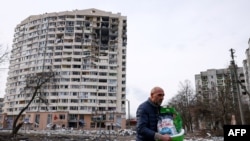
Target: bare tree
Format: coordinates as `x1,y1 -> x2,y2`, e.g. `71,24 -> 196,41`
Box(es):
11,71 -> 56,137
193,73 -> 236,132
168,80 -> 195,133
0,45 -> 9,65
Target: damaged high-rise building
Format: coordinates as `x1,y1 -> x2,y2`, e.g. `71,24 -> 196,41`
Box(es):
2,8 -> 127,129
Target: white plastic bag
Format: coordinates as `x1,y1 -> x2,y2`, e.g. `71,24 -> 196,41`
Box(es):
157,115 -> 177,136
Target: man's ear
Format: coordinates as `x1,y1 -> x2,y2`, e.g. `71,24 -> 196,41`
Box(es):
150,93 -> 153,98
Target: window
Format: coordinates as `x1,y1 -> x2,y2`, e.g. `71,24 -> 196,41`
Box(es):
54,59 -> 62,62
54,65 -> 61,69
72,71 -> 80,75
55,52 -> 62,56
64,46 -> 72,49
70,106 -> 78,110
74,45 -> 82,49
36,114 -> 41,125
47,114 -> 52,125
55,46 -> 63,50
59,114 -> 66,120
99,100 -> 106,103
69,114 -> 77,121
98,93 -> 106,96
74,52 -> 81,55
73,58 -> 81,62
61,99 -> 68,103
72,92 -> 78,96
71,99 -> 78,103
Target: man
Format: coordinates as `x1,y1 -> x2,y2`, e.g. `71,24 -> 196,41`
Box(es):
136,86 -> 171,141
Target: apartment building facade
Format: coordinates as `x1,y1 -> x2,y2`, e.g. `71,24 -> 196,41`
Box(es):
195,67 -> 249,128
195,67 -> 248,104
243,39 -> 250,97
2,8 -> 127,130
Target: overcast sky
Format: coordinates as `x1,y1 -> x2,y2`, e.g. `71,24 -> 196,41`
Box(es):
1,0 -> 250,117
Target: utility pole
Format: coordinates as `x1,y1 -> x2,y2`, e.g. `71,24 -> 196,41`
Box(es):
229,48 -> 245,125
126,99 -> 130,128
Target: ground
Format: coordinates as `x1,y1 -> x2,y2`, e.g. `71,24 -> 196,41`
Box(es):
0,129 -> 224,141
0,130 -> 136,141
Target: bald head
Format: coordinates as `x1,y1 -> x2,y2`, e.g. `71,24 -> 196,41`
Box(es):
150,86 -> 165,106
151,87 -> 164,95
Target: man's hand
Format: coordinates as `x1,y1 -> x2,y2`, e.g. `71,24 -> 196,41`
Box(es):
160,134 -> 171,141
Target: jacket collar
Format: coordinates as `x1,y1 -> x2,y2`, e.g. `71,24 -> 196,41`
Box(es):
147,98 -> 160,108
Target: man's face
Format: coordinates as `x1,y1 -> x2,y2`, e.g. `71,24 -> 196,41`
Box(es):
151,88 -> 165,106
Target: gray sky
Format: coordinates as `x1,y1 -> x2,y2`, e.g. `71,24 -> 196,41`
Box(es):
1,0 -> 250,117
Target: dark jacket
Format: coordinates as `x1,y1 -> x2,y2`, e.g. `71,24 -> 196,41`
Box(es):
136,98 -> 161,141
